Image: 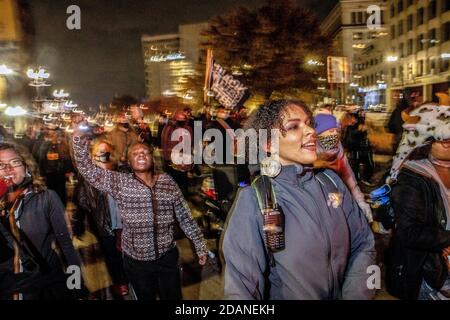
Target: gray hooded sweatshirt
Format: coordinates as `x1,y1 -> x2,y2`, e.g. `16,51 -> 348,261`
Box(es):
223,164 -> 376,300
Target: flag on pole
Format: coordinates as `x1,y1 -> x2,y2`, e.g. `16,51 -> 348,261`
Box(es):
203,49 -> 248,109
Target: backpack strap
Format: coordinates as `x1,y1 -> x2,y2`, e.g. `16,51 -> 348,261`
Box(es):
251,175 -> 278,268
315,170 -> 339,194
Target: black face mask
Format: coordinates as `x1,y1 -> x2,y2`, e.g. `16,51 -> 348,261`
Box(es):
176,121 -> 186,127
121,123 -> 130,130
94,152 -> 111,163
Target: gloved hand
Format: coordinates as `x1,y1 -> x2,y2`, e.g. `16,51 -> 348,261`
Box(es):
357,200 -> 373,223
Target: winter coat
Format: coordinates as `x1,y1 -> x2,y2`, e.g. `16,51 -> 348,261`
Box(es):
223,165 -> 376,300
388,167 -> 450,299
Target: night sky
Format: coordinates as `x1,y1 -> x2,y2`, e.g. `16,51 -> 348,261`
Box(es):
28,0 -> 337,107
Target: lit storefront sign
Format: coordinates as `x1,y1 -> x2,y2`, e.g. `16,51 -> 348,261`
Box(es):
150,52 -> 186,62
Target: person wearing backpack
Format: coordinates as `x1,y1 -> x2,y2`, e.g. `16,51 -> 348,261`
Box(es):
386,94 -> 450,300
222,100 -> 376,300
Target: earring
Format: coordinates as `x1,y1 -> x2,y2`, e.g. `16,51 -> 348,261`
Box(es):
260,154 -> 281,178
25,169 -> 32,178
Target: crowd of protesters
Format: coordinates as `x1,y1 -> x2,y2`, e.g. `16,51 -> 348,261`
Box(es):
0,90 -> 448,301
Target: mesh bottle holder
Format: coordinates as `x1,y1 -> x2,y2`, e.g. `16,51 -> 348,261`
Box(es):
252,175 -> 285,267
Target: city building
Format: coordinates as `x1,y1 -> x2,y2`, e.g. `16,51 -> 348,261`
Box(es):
0,0 -> 31,103
386,0 -> 450,106
321,0 -> 388,106
141,22 -> 208,101
322,0 -> 450,110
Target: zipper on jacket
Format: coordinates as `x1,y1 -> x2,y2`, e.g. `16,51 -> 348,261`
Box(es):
302,183 -> 335,299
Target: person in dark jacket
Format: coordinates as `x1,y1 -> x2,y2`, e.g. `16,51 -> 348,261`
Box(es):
342,112 -> 374,185
387,97 -> 409,151
0,143 -> 82,300
387,99 -> 450,300
36,129 -> 73,205
72,139 -> 128,298
223,100 -> 376,300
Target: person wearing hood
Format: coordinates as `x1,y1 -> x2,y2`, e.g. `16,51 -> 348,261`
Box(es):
313,114 -> 374,226
386,92 -> 450,300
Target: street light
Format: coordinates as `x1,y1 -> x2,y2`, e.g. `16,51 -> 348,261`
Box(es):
64,100 -> 78,108
5,106 -> 27,116
386,56 -> 398,62
53,89 -> 69,99
0,65 -> 13,75
307,59 -> 325,66
27,67 -> 51,112
27,67 -> 50,85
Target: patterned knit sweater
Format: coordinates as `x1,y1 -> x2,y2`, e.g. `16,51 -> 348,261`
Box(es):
72,136 -> 207,261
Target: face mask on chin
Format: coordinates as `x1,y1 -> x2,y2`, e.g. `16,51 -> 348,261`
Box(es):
318,134 -> 340,151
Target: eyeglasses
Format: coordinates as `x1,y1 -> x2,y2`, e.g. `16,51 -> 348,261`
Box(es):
0,158 -> 24,171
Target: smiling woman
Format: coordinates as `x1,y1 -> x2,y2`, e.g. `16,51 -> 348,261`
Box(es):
0,143 -> 82,300
222,99 -> 376,300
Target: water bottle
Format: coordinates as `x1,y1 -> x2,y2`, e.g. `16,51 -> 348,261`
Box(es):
260,176 -> 285,252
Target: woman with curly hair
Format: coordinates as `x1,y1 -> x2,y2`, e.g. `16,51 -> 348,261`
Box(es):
222,99 -> 375,300
0,143 -> 81,300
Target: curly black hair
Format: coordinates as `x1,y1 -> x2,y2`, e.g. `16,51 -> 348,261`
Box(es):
244,99 -> 313,141
237,100 -> 313,164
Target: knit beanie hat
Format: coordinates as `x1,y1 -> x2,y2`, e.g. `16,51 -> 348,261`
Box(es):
314,114 -> 338,134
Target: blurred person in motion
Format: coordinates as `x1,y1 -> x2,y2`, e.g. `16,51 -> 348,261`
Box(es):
36,129 -> 74,205
71,116 -> 207,300
71,139 -> 128,299
343,112 -> 374,186
161,110 -> 193,196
